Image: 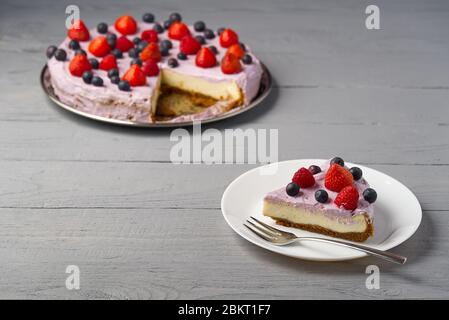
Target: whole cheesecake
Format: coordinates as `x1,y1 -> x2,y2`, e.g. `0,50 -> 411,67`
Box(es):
45,13 -> 264,122
263,158 -> 377,242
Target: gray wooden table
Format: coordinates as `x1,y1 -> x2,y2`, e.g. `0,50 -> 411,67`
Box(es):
1,0 -> 448,299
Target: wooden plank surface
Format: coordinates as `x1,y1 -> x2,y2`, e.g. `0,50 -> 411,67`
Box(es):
0,0 -> 448,299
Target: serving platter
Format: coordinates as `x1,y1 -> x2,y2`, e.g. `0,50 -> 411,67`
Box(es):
40,63 -> 272,128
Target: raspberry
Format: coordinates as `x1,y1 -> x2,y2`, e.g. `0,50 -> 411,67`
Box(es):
335,186 -> 359,211
325,164 -> 353,192
292,167 -> 315,188
180,36 -> 201,55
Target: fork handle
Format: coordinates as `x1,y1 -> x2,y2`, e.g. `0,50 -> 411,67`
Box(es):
298,237 -> 407,264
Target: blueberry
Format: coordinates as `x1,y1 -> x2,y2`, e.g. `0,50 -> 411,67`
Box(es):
315,189 -> 329,203
137,41 -> 148,52
110,75 -> 120,84
142,13 -> 155,23
107,68 -> 119,79
363,188 -> 377,204
54,48 -> 67,61
82,71 -> 93,84
168,58 -> 178,68
75,49 -> 86,56
46,45 -> 57,58
350,167 -> 363,181
163,20 -> 172,30
133,37 -> 141,45
204,29 -> 215,39
240,42 -> 247,51
308,165 -> 321,175
177,52 -> 187,60
130,58 -> 142,66
169,12 -> 182,22
118,80 -> 131,91
153,23 -> 164,34
89,58 -> 99,69
195,35 -> 206,45
286,182 -> 300,196
107,33 -> 117,41
128,48 -> 138,58
209,45 -> 218,55
97,22 -> 108,34
194,21 -> 206,32
107,37 -> 116,49
330,157 -> 345,167
160,39 -> 172,50
217,27 -> 225,35
111,48 -> 123,59
68,40 -> 80,50
92,76 -> 103,87
241,54 -> 252,65
160,47 -> 169,57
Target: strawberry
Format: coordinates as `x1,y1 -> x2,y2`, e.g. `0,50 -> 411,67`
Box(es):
141,29 -> 158,43
115,36 -> 134,52
88,36 -> 111,57
325,164 -> 354,192
99,54 -> 117,71
67,19 -> 90,41
168,22 -> 190,40
335,186 -> 359,211
226,43 -> 245,59
221,53 -> 242,74
292,167 -> 315,188
219,28 -> 239,48
139,42 -> 161,62
69,54 -> 92,77
115,15 -> 137,35
195,47 -> 217,68
180,36 -> 201,55
122,64 -> 147,86
142,60 -> 159,77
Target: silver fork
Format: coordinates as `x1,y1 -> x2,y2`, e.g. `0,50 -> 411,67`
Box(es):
244,216 -> 407,264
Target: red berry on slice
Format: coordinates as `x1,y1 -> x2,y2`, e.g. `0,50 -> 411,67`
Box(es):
226,43 -> 245,59
219,28 -> 239,48
292,167 -> 316,188
180,36 -> 201,55
67,19 -> 90,42
221,53 -> 242,74
139,42 -> 161,62
115,15 -> 137,35
99,54 -> 118,71
122,64 -> 147,86
325,164 -> 354,192
141,29 -> 159,43
88,36 -> 111,57
115,36 -> 134,53
142,60 -> 160,77
69,54 -> 92,77
335,186 -> 359,211
168,22 -> 190,40
195,47 -> 217,68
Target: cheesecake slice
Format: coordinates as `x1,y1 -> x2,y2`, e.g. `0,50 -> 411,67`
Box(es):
263,158 -> 376,242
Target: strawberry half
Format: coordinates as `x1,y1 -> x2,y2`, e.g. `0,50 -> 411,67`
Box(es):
99,54 -> 117,71
67,19 -> 90,42
115,15 -> 137,35
335,186 -> 359,211
226,43 -> 245,59
115,36 -> 134,52
168,22 -> 190,40
325,164 -> 354,192
139,42 -> 161,62
141,29 -> 158,43
195,47 -> 217,68
88,36 -> 111,57
219,28 -> 239,48
122,64 -> 147,86
180,36 -> 201,55
292,167 -> 316,188
69,54 -> 92,77
221,53 -> 242,74
142,60 -> 160,77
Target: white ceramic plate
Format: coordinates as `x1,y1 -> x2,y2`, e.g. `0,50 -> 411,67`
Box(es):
221,159 -> 422,261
